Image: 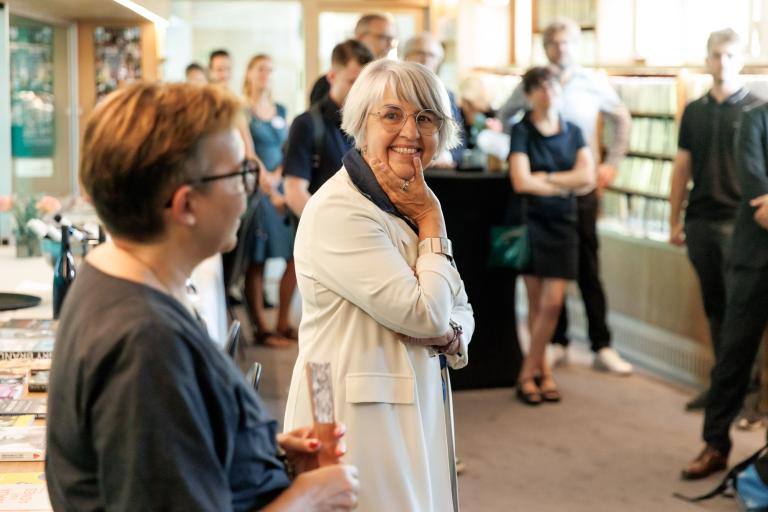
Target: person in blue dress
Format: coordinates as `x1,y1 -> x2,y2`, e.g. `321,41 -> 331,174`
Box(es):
243,54 -> 296,346
508,66 -> 594,405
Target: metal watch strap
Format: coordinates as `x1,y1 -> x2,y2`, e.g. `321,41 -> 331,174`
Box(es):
418,237 -> 453,260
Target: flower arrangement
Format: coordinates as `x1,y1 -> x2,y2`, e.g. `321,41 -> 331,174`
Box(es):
0,194 -> 61,257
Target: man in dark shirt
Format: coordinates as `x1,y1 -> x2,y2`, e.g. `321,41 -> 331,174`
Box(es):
681,102 -> 768,481
669,29 -> 763,411
285,40 -> 373,216
309,13 -> 396,105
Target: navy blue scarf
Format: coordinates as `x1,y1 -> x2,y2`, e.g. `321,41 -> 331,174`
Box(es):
342,149 -> 418,233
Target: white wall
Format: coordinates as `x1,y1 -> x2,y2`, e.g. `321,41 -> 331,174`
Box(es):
457,0 -> 510,72
166,1 -> 304,118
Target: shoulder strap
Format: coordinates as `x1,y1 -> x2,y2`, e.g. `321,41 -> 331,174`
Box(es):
309,103 -> 325,170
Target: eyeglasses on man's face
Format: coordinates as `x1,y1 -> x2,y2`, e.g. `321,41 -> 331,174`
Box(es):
369,105 -> 445,136
164,158 -> 260,208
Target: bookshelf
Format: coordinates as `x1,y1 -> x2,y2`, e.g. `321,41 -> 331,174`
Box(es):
600,75 -> 678,240
533,0 -> 597,32
600,71 -> 768,240
532,0 -> 598,66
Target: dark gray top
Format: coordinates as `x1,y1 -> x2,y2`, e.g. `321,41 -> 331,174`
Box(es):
46,262 -> 290,512
678,88 -> 763,221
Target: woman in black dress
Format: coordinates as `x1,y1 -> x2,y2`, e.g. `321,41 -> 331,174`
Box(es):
508,67 -> 594,405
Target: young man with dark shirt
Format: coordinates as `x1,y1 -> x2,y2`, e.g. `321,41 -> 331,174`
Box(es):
284,40 -> 374,217
681,102 -> 768,481
669,29 -> 763,411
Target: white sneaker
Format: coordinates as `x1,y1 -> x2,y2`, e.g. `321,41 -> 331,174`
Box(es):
593,347 -> 633,375
546,344 -> 569,368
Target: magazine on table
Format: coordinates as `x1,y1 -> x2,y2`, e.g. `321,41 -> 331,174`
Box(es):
0,319 -> 56,332
0,400 -> 46,419
0,371 -> 25,400
0,426 -> 45,461
0,415 -> 35,428
0,483 -> 51,511
0,339 -> 54,361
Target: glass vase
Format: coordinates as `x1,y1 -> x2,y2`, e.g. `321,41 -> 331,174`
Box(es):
14,230 -> 42,258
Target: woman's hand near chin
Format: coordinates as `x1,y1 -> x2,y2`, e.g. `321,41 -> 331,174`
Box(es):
369,156 -> 446,238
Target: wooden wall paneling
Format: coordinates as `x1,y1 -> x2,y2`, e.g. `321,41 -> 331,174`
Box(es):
600,232 -> 709,345
302,0 -> 320,99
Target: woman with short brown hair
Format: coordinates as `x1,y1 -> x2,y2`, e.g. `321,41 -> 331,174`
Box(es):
46,82 -> 358,511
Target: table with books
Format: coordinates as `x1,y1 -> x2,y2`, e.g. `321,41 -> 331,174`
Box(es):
0,248 -> 55,511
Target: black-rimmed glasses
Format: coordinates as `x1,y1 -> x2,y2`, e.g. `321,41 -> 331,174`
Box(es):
369,105 -> 445,136
164,158 -> 260,208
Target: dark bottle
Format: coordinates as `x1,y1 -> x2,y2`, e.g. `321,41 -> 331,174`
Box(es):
53,226 -> 76,319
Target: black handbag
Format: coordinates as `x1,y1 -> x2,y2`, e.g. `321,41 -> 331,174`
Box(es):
488,225 -> 530,270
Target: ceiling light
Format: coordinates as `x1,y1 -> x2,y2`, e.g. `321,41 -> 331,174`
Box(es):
112,0 -> 169,27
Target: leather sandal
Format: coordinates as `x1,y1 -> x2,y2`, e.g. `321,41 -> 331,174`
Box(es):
516,378 -> 542,406
276,326 -> 298,341
254,331 -> 293,349
539,376 -> 562,403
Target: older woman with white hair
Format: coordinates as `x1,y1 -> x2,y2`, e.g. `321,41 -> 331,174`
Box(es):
283,59 -> 474,512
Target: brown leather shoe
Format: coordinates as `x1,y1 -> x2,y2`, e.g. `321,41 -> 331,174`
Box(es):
681,445 -> 728,480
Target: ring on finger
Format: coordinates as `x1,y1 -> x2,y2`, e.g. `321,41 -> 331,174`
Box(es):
401,179 -> 410,191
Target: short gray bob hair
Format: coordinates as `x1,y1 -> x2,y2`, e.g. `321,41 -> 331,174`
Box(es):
341,59 -> 460,156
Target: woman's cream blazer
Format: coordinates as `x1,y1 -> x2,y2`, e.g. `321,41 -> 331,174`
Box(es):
284,167 -> 474,512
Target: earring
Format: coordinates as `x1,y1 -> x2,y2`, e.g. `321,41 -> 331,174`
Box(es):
361,145 -> 368,156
